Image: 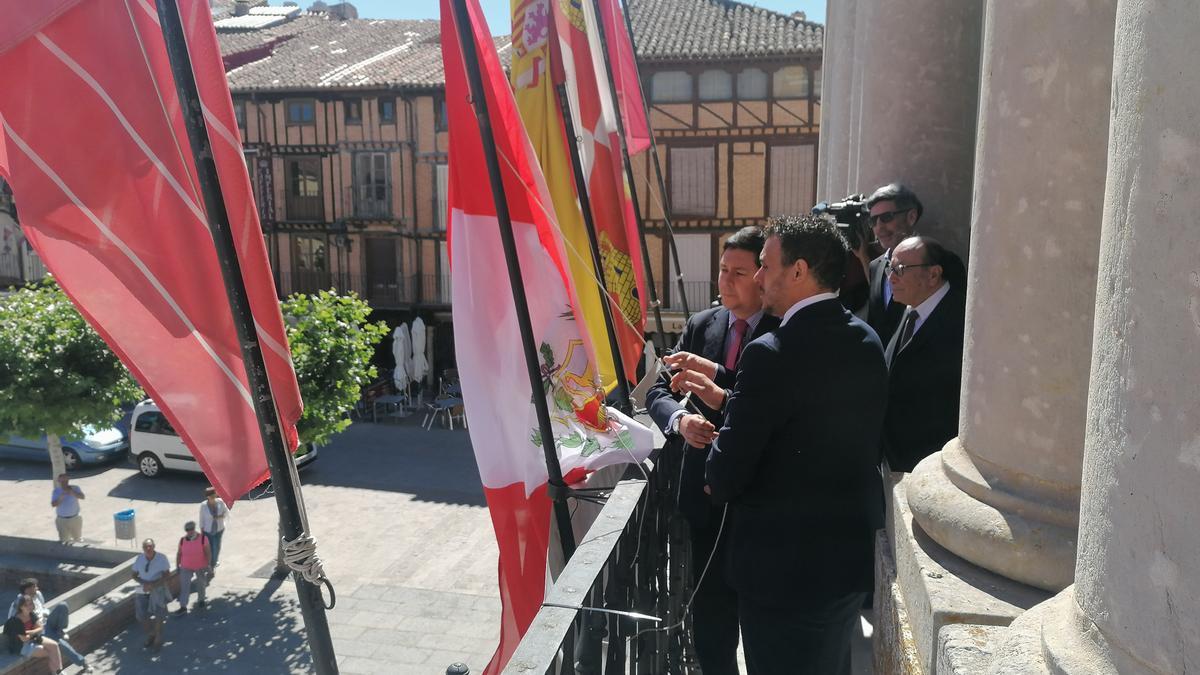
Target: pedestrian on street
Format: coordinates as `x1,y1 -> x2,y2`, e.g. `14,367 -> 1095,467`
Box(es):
173,522 -> 210,616
50,474 -> 83,544
6,579 -> 90,672
199,486 -> 229,569
131,539 -> 170,651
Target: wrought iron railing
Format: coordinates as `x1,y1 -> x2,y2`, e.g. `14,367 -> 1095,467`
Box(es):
662,281 -> 714,311
505,447 -> 695,674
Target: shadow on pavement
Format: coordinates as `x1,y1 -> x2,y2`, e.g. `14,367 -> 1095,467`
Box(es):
89,577 -> 311,673
298,418 -> 487,507
106,470 -> 209,504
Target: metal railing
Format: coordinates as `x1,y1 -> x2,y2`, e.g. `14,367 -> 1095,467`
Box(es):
506,448 -> 694,674
662,280 -> 714,311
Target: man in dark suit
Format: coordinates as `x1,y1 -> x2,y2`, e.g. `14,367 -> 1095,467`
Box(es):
676,216 -> 888,675
882,236 -> 967,472
865,183 -> 923,345
645,226 -> 778,675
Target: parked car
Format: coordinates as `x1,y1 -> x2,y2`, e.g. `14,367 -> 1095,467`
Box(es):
0,426 -> 129,471
128,400 -> 318,478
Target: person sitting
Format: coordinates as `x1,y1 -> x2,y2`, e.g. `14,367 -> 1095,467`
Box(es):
6,578 -> 90,672
3,596 -> 64,673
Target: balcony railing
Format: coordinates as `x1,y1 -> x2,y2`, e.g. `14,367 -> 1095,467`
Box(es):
505,448 -> 694,673
662,280 -> 715,311
275,271 -> 456,309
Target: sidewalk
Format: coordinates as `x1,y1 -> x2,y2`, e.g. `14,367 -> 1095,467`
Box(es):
1,416 -> 500,674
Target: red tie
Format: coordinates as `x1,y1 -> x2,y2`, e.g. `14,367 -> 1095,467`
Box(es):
724,319 -> 749,370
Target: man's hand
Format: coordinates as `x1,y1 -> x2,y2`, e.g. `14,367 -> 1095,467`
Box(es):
670,369 -> 726,410
677,414 -> 718,449
663,351 -> 718,380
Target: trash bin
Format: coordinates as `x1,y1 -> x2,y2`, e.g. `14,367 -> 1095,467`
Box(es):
114,509 -> 136,546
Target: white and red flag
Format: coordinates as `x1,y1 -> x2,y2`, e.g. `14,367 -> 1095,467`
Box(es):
441,0 -> 653,671
594,0 -> 651,156
0,0 -> 302,504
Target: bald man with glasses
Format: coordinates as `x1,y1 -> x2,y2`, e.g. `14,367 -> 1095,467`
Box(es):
864,183 -> 923,345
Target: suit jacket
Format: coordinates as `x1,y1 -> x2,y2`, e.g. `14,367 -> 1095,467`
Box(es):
706,299 -> 888,606
867,253 -> 906,346
646,306 -> 779,527
884,287 -> 966,472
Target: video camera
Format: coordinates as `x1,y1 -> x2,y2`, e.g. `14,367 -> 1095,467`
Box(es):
812,194 -> 869,250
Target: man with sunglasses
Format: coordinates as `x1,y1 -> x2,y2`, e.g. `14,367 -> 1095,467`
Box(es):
881,236 -> 966,472
865,183 -> 924,345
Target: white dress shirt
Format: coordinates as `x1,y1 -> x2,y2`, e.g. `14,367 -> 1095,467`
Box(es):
780,291 -> 841,326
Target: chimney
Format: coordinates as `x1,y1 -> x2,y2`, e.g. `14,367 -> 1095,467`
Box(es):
234,0 -> 251,16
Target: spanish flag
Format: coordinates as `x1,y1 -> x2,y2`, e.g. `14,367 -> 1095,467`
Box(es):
510,0 -> 629,390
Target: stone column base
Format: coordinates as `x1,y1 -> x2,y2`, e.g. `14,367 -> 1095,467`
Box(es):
877,474 -> 1048,673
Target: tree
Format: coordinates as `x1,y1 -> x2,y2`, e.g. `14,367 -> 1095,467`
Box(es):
281,289 -> 390,446
0,279 -> 143,477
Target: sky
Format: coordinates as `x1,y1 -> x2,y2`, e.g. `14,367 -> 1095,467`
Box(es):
347,1 -> 826,34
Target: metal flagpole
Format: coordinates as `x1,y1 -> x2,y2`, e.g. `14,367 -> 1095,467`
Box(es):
615,0 -> 692,319
450,0 -> 577,562
155,3 -> 338,673
553,82 -> 634,413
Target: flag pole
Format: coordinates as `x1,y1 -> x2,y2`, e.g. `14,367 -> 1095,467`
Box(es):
614,0 -> 692,319
552,82 -> 634,413
155,3 -> 338,673
450,0 -> 577,562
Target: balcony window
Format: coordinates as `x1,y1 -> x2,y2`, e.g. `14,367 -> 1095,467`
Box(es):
292,235 -> 329,294
354,152 -> 391,218
344,99 -> 362,124
285,156 -> 323,221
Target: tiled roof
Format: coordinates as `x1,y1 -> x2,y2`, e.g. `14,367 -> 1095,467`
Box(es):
627,0 -> 823,60
217,0 -> 820,92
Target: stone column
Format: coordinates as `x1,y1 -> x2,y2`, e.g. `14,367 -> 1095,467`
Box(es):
906,0 -> 1117,593
842,0 -> 871,200
852,0 -> 983,258
990,1 -> 1200,671
815,0 -> 855,201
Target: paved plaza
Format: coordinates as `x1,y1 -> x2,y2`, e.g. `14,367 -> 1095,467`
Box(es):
0,417 -> 500,674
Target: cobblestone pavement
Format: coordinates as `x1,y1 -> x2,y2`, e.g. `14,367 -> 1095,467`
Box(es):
0,416 -> 500,674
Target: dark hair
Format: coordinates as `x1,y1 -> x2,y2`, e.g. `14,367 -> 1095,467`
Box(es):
906,236 -> 966,288
204,487 -> 217,497
763,215 -> 848,291
15,596 -> 32,613
18,579 -> 37,593
867,182 -> 924,221
722,226 -> 766,263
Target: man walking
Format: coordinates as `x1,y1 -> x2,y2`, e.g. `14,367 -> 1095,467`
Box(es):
131,539 -> 170,651
199,487 -> 229,568
683,216 -> 888,674
50,474 -> 83,544
173,522 -> 211,615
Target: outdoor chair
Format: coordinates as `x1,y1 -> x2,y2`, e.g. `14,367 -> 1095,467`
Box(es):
423,396 -> 466,430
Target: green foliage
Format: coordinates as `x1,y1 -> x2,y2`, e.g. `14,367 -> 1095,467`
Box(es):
0,279 -> 143,438
282,289 -> 389,445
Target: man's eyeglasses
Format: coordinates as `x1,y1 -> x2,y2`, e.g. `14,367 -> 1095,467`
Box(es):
884,261 -> 936,277
868,207 -> 913,227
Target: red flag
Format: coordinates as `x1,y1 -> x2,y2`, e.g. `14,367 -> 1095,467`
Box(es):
595,0 -> 651,155
441,0 -> 653,671
0,0 -> 302,504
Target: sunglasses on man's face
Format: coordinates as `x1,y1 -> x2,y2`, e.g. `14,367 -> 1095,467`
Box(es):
868,207 -> 913,227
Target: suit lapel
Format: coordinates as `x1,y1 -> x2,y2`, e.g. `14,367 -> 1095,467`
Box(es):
702,307 -> 730,362
895,292 -> 958,360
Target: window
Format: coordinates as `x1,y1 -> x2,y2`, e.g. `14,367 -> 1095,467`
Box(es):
736,68 -> 768,100
292,235 -> 329,293
344,99 -> 362,124
354,152 -> 391,218
812,68 -> 822,100
434,96 -> 448,132
773,66 -> 809,98
666,234 -> 713,310
234,100 -> 246,129
651,71 -> 692,103
435,163 -> 449,230
379,97 -> 396,123
134,411 -> 176,436
285,157 -> 323,220
769,145 -> 816,216
286,99 -> 316,125
698,70 -> 733,101
669,147 -> 716,216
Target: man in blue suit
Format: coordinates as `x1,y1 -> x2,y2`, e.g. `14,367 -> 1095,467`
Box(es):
645,226 -> 778,675
677,215 -> 888,675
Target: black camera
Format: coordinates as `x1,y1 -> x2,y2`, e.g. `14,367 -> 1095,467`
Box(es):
812,194 -> 869,250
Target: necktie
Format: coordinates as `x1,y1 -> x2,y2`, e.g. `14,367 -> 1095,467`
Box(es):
724,319 -> 749,370
887,309 -> 919,366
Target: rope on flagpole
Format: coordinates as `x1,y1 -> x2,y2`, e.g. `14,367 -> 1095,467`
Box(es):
281,532 -> 336,609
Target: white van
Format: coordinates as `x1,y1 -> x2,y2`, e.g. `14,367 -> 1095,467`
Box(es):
128,400 -> 318,478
